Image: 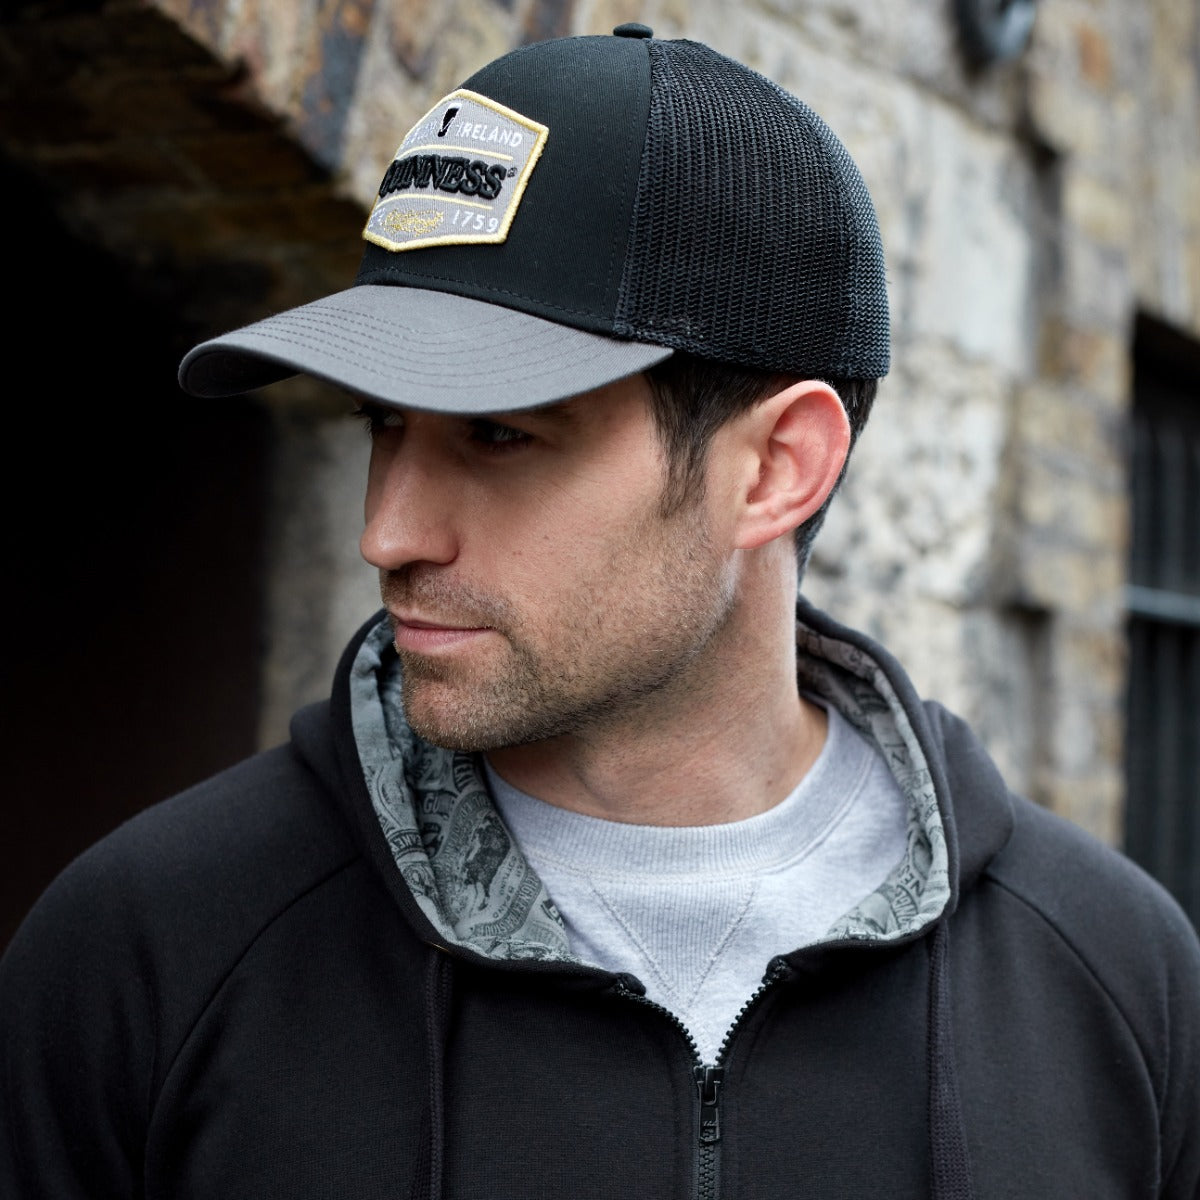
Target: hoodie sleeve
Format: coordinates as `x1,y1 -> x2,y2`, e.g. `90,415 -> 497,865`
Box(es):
1,739 -> 359,1200
1156,895 -> 1200,1200
986,792 -> 1200,1200
1,843 -> 155,1200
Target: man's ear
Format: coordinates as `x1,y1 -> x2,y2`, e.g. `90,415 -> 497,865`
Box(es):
731,380 -> 851,551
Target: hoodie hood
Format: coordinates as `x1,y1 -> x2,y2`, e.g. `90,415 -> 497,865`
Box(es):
348,615 -> 572,962
319,598 -> 1001,966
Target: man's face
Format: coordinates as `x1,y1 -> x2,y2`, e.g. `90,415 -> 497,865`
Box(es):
359,373 -> 741,752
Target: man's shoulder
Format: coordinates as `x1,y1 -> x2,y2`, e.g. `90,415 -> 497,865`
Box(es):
987,791 -> 1193,938
71,730 -> 354,909
2,715 -> 361,1014
978,789 -> 1200,1028
920,694 -> 1197,976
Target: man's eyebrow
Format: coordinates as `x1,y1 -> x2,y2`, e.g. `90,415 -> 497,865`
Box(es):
348,399 -> 577,424
492,400 -> 579,426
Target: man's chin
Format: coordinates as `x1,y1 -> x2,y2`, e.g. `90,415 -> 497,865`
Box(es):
400,676 -> 507,753
400,673 -> 572,753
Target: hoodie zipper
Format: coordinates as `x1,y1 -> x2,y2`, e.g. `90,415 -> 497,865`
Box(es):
613,956 -> 792,1200
694,1063 -> 724,1199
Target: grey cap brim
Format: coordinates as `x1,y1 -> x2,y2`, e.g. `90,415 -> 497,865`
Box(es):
178,284 -> 674,414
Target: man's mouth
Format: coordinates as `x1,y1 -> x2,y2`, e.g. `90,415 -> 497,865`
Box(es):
390,612 -> 494,653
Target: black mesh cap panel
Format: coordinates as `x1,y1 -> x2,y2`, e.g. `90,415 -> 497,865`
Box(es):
614,40 -> 890,379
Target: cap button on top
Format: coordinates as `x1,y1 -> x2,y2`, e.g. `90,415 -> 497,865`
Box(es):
613,22 -> 653,38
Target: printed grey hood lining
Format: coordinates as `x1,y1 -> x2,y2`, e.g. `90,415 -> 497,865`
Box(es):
349,615 -> 950,964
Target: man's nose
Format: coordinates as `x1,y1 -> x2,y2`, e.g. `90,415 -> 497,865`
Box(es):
360,434 -> 460,570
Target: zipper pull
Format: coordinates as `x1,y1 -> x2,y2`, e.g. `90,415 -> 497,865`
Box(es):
694,1065 -> 725,1144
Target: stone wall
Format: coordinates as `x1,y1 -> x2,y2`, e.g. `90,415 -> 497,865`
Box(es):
145,0 -> 1200,842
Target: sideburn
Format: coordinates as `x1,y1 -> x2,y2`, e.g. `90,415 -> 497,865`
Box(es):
644,355 -> 796,518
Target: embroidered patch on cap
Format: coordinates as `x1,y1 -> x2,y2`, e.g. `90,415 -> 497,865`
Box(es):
363,89 -> 549,253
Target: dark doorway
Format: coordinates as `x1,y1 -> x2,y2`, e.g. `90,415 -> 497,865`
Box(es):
1,160 -> 273,953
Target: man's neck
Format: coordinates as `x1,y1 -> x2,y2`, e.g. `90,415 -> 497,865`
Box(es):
484,568 -> 823,827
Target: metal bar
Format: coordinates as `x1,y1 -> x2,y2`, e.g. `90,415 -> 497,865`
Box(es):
1159,423 -> 1188,593
1125,585 -> 1200,628
1180,629 -> 1200,925
1187,437 -> 1200,593
1153,625 -> 1183,888
1129,416 -> 1154,587
1123,618 -> 1155,869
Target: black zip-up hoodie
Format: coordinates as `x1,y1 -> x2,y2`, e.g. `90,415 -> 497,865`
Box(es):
3,600 -> 1198,1199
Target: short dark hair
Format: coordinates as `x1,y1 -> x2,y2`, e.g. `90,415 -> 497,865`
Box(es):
643,353 -> 878,573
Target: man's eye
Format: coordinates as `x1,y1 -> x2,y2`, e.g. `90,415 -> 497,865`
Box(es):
468,419 -> 533,449
352,403 -> 403,437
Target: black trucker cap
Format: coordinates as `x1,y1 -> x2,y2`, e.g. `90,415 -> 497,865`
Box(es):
178,23 -> 890,414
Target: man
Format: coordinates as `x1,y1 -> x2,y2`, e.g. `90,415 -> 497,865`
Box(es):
2,24 -> 1198,1200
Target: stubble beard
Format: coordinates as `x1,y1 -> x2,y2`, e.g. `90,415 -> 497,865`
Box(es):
387,500 -> 737,753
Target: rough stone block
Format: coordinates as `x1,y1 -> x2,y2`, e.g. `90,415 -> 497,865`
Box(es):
580,0 -> 646,36
388,0 -> 447,77
521,0 -> 576,44
1026,69 -> 1109,158
1035,320 -> 1131,403
337,0 -> 517,207
812,336 -> 1013,607
219,0 -> 322,115
1013,382 -> 1129,497
1060,233 -> 1134,329
1056,623 -> 1129,712
1147,0 -> 1197,110
1016,439 -> 1123,534
293,0 -> 376,170
1064,171 -> 1133,248
1075,20 -> 1113,90
1010,533 -> 1126,617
